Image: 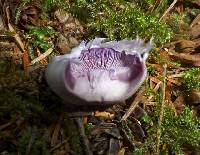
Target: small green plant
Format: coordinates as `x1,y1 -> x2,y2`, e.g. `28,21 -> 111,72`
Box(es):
147,66 -> 157,75
26,26 -> 56,51
183,68 -> 200,90
85,123 -> 94,135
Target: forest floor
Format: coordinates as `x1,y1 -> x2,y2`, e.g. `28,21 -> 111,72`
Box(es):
0,0 -> 200,155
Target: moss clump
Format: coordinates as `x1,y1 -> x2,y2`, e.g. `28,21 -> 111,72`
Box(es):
41,0 -> 69,13
39,0 -> 173,44
69,0 -> 172,44
183,68 -> 200,90
63,118 -> 84,155
134,106 -> 200,154
161,107 -> 200,153
18,128 -> 50,155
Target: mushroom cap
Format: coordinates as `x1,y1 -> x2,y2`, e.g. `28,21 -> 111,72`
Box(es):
46,38 -> 153,105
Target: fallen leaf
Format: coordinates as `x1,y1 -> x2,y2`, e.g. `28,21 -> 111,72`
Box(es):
175,40 -> 195,53
117,147 -> 126,155
171,52 -> 200,66
94,111 -> 115,119
189,24 -> 200,38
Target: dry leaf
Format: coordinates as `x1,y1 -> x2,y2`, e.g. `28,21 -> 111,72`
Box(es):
94,111 -> 115,119
171,53 -> 200,66
189,24 -> 200,38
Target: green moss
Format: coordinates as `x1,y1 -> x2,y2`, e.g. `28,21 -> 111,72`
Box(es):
147,66 -> 157,75
39,0 -> 173,44
161,107 -> 200,153
132,0 -> 156,10
70,0 -> 172,44
85,123 -> 94,135
26,26 -> 56,51
63,118 -> 83,155
18,128 -> 50,155
135,80 -> 200,154
134,104 -> 200,154
41,0 -> 69,13
154,0 -> 168,13
183,68 -> 200,90
167,12 -> 191,39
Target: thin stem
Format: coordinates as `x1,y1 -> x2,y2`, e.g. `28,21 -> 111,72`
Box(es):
156,64 -> 167,155
159,0 -> 178,21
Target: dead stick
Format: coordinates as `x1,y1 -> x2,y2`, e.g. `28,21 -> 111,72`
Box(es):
6,7 -> 25,52
50,139 -> 68,152
75,118 -> 93,155
30,48 -> 53,65
159,0 -> 178,21
120,87 -> 145,121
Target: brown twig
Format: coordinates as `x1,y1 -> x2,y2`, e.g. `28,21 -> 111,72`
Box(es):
167,73 -> 183,78
26,126 -> 37,155
156,64 -> 167,155
6,6 -> 30,76
75,118 -> 93,155
50,139 -> 68,152
30,48 -> 53,65
0,121 -> 14,130
6,7 -> 25,52
51,113 -> 64,147
120,87 -> 145,122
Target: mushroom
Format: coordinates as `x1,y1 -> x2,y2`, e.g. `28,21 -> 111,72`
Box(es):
46,37 -> 153,105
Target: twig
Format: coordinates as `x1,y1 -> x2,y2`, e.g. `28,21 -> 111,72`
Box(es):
36,48 -> 47,64
159,0 -> 178,21
167,73 -> 184,78
50,139 -> 68,152
149,81 -> 162,100
120,87 -> 145,122
6,6 -> 25,52
190,14 -> 200,28
156,64 -> 167,155
0,121 -> 13,130
30,48 -> 53,65
6,6 -> 30,76
51,113 -> 64,147
26,126 -> 37,155
75,118 -> 93,155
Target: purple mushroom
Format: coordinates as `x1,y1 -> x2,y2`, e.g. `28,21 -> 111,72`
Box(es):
46,37 -> 153,105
